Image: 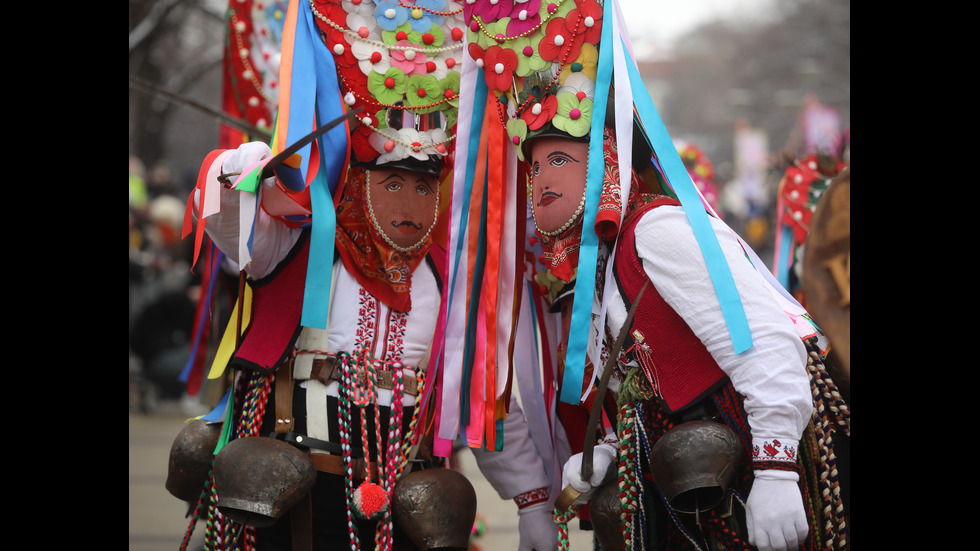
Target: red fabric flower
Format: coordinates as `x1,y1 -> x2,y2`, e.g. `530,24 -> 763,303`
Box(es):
565,0 -> 603,45
482,45 -> 519,91
520,95 -> 558,130
538,17 -> 583,64
468,41 -> 486,64
350,112 -> 381,163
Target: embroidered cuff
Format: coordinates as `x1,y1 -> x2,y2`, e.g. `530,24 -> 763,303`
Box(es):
513,487 -> 549,510
751,437 -> 800,464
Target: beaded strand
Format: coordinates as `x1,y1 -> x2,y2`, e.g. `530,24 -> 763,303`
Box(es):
490,14 -> 585,129
398,1 -> 464,16
467,0 -> 568,42
310,0 -> 464,55
229,10 -> 277,105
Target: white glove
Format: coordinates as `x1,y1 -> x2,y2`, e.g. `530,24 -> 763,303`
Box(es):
518,502 -> 559,551
561,442 -> 617,505
745,471 -> 808,551
221,141 -> 276,188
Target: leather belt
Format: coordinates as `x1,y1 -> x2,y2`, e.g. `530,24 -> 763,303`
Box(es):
309,356 -> 419,396
309,453 -> 377,480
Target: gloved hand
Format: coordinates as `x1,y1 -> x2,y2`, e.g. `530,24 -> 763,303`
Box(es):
745,470 -> 808,551
220,141 -> 276,188
518,501 -> 559,551
560,442 -> 617,505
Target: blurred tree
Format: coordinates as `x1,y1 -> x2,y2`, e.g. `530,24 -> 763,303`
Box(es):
129,0 -> 226,177
663,0 -> 849,171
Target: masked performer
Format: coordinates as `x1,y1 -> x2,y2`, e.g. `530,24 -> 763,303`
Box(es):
172,1 -> 555,550
449,1 -> 850,550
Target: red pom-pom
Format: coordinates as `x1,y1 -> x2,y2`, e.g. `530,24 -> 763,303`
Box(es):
352,481 -> 389,520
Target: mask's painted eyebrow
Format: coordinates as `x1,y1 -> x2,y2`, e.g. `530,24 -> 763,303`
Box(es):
376,173 -> 406,184
547,150 -> 580,162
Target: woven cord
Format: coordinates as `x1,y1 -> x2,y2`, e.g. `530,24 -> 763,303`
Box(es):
804,340 -> 850,550
197,370 -> 273,550
338,353 -> 362,551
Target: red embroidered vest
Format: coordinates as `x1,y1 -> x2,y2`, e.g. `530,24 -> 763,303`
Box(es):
614,198 -> 727,413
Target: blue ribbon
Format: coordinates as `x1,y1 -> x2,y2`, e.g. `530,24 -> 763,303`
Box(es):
295,0 -> 348,329
559,0 -> 615,405
775,224 -> 794,289
622,35 -> 752,354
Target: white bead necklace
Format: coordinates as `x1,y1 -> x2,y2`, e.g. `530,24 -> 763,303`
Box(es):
365,169 -> 440,253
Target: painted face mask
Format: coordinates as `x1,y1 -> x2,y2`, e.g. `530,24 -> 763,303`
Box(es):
366,167 -> 441,252
528,136 -> 590,236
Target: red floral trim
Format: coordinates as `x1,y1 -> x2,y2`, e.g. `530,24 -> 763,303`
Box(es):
752,438 -> 799,463
513,486 -> 549,509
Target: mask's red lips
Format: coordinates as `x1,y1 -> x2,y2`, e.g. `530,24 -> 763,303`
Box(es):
538,192 -> 562,207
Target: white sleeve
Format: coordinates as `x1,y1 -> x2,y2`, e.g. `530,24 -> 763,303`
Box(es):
631,207 -> 812,450
470,396 -> 552,503
191,155 -> 301,280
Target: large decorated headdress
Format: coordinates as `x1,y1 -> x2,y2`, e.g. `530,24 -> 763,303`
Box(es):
305,0 -> 466,176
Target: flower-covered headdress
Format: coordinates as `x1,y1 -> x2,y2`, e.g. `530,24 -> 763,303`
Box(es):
463,0 -> 604,159
308,0 -> 467,175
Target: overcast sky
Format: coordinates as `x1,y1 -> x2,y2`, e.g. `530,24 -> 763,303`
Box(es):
615,0 -> 777,57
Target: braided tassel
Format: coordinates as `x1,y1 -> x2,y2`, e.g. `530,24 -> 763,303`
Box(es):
554,504 -> 581,551
616,403 -> 640,551
804,343 -> 849,550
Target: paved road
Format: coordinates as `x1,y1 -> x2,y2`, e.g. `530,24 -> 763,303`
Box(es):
129,402 -> 595,550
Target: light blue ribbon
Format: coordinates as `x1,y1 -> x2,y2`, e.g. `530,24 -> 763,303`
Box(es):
295,0 -> 348,329
622,35 -> 752,354
559,0 -> 614,405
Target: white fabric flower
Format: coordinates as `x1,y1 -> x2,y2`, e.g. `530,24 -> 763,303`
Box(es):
559,71 -> 595,99
352,40 -> 391,75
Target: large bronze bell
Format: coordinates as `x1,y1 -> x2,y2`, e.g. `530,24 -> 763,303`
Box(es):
589,478 -> 626,551
212,436 -> 317,528
649,421 -> 741,514
166,419 -> 221,503
391,467 -> 477,550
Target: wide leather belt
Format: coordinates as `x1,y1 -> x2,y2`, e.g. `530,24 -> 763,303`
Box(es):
309,453 -> 378,480
309,356 -> 419,396
270,431 -> 376,479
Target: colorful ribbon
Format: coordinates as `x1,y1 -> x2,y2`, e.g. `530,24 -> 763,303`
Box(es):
559,0 -> 615,405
